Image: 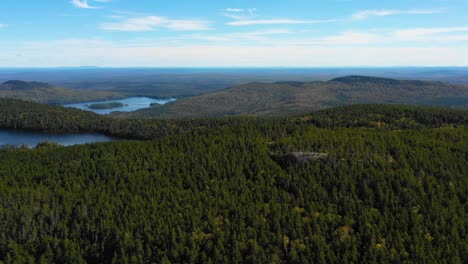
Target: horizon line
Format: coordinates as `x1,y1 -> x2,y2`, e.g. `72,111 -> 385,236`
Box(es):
1,66 -> 468,69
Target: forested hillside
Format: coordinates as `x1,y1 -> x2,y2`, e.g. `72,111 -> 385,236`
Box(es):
118,76 -> 468,118
0,99 -> 466,263
0,80 -> 124,104
1,98 -> 467,138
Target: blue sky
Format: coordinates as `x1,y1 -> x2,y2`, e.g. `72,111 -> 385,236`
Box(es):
0,0 -> 467,67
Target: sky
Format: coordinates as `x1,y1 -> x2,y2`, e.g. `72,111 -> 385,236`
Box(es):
0,0 -> 467,67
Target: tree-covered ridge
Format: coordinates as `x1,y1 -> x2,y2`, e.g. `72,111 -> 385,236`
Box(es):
300,104 -> 468,129
0,98 -> 250,141
1,98 -> 467,139
117,76 -> 468,118
0,80 -> 124,105
0,100 -> 466,263
331,75 -> 402,85
1,80 -> 53,90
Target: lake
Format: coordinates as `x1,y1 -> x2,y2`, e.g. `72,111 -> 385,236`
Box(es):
0,129 -> 113,148
64,97 -> 176,115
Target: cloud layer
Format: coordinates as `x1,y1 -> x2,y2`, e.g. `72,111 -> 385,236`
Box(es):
101,16 -> 212,31
2,2 -> 464,67
352,8 -> 443,20
70,0 -> 99,9
227,19 -> 335,26
2,38 -> 467,67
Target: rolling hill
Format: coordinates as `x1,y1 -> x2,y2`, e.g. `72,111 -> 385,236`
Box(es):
0,80 -> 125,104
117,76 -> 468,118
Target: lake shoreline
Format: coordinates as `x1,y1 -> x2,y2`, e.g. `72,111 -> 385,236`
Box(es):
63,96 -> 176,115
0,128 -> 115,148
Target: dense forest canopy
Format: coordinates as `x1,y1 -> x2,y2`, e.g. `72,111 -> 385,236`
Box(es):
0,98 -> 466,263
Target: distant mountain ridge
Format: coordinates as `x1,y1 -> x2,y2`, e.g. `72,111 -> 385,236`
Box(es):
117,75 -> 468,119
0,80 -> 124,104
331,75 -> 403,85
330,75 -> 446,87
1,80 -> 53,90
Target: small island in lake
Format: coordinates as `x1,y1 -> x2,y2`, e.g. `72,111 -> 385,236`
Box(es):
88,102 -> 125,109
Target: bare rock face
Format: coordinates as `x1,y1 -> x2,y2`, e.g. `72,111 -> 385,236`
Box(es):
271,151 -> 329,167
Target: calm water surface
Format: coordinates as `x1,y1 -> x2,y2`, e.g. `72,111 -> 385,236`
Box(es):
0,129 -> 113,148
64,97 -> 176,115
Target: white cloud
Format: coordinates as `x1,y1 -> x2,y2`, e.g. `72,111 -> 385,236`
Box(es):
70,0 -> 99,9
388,27 -> 468,43
184,26 -> 468,46
279,27 -> 468,46
227,19 -> 334,26
223,8 -> 333,28
226,8 -> 243,12
212,31 -> 380,46
352,9 -> 443,20
224,13 -> 249,20
393,27 -> 468,38
303,32 -> 381,45
187,29 -> 292,42
101,16 -> 212,31
166,20 -> 211,31
224,8 -> 441,28
224,8 -> 332,26
223,7 -> 257,20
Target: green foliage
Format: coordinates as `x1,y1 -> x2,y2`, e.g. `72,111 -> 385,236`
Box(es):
0,101 -> 466,263
302,104 -> 468,129
87,102 -> 125,110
